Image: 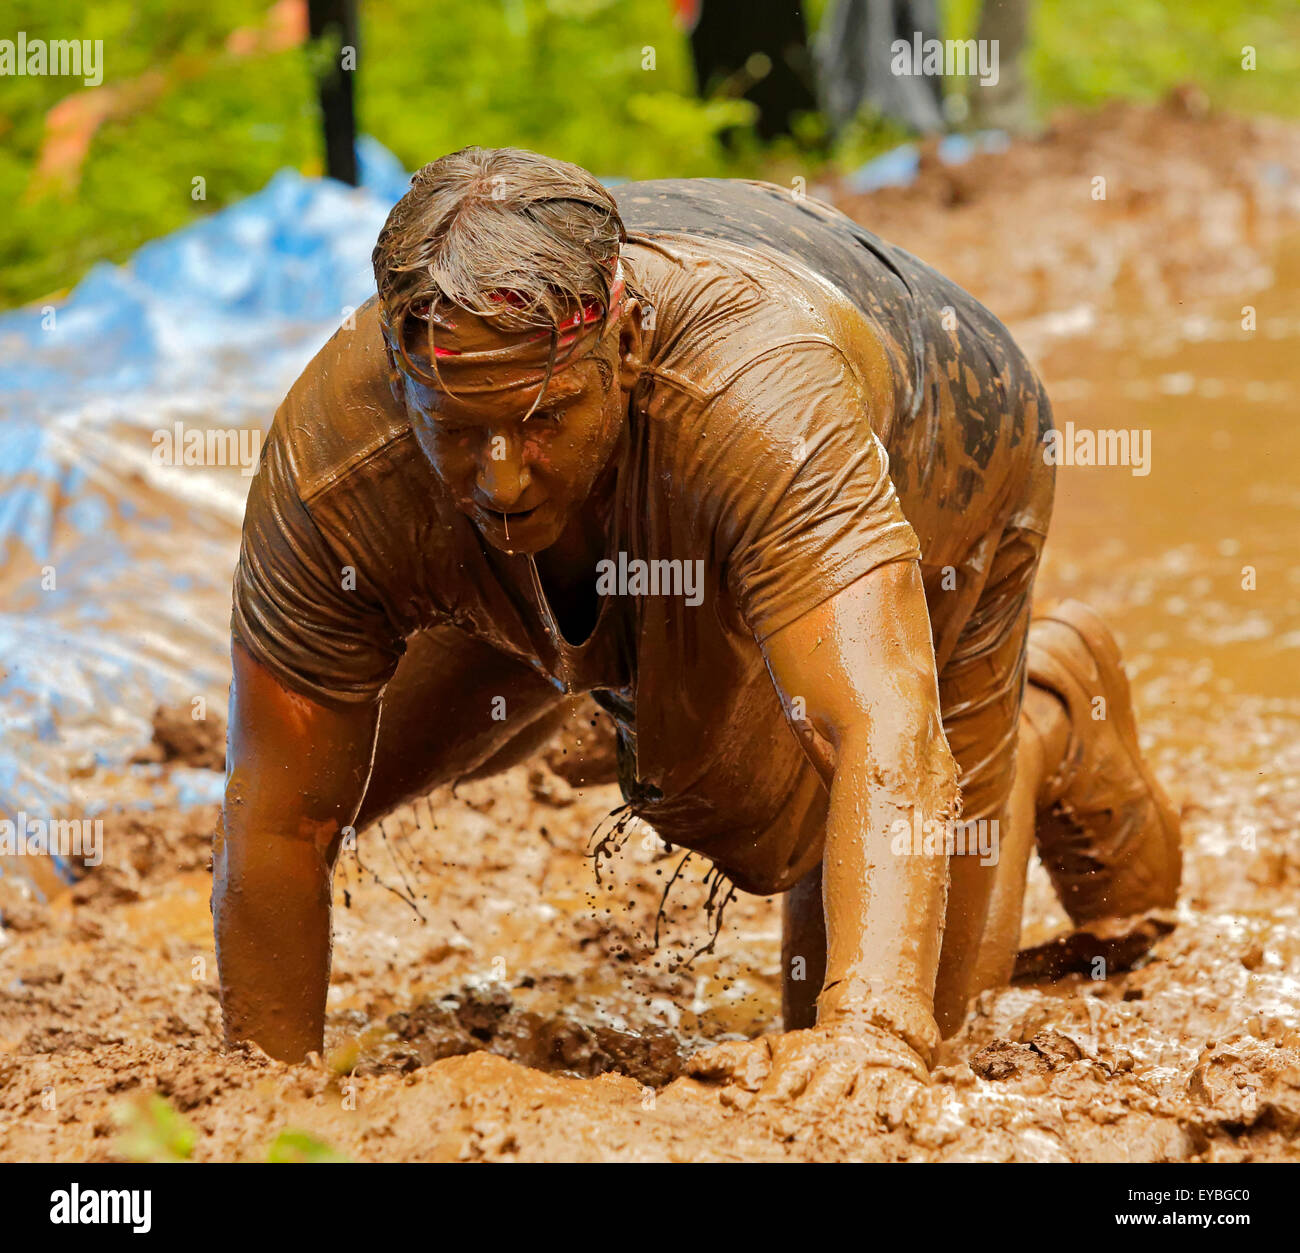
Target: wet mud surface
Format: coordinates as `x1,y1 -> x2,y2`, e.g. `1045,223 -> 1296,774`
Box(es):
3,99 -> 1300,1161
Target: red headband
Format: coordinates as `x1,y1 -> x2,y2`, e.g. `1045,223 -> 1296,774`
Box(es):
381,257 -> 628,400
417,262 -> 627,359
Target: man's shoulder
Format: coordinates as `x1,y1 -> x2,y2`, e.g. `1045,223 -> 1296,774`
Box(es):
625,227 -> 882,415
269,296 -> 422,506
613,177 -> 861,247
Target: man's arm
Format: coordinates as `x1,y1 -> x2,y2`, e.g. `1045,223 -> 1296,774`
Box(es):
762,557 -> 958,1068
213,640 -> 379,1062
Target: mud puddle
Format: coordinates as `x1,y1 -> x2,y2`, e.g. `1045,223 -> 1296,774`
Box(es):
1036,232 -> 1300,704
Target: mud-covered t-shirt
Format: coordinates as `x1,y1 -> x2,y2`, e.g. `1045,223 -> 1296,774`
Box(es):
233,179 -> 1050,889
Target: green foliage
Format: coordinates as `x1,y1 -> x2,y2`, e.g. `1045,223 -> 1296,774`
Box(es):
355,0 -> 721,179
112,1093 -> 197,1162
265,1128 -> 352,1163
0,1 -> 314,305
943,0 -> 1300,117
0,0 -> 762,308
4,0 -> 1299,309
1031,0 -> 1300,118
112,1091 -> 350,1162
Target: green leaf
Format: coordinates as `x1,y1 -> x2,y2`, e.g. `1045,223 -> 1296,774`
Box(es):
265,1129 -> 351,1163
112,1093 -> 197,1163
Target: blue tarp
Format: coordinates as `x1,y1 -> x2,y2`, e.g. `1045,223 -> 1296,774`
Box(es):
844,129 -> 1010,192
0,138 -> 411,901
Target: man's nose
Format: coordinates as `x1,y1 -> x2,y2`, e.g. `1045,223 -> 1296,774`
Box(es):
475,429 -> 531,508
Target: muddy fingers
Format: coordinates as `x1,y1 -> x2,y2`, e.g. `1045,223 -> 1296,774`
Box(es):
685,1035 -> 774,1091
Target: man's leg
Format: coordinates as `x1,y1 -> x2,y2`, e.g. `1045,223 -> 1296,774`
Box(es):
782,581 -> 1182,1038
779,524 -> 1038,1034
355,624 -> 570,828
930,530 -> 1042,1035
1019,600 -> 1182,924
781,863 -> 825,1030
962,698 -> 1054,995
957,601 -> 1183,1016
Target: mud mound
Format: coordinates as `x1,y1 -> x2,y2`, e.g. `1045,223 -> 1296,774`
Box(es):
2,696 -> 1297,1162
356,985 -> 685,1087
838,95 -> 1300,353
143,705 -> 227,772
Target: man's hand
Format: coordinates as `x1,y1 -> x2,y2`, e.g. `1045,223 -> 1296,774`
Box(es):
687,1021 -> 927,1120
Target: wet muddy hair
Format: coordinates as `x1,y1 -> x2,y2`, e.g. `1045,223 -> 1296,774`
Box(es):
373,146 -> 626,388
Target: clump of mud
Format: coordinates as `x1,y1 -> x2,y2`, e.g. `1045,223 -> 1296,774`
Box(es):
356,985 -> 685,1088
132,704 -> 226,771
69,808 -> 214,908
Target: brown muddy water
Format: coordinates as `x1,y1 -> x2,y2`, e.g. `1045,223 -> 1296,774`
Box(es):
1039,234 -> 1300,705
1,102 -> 1299,1162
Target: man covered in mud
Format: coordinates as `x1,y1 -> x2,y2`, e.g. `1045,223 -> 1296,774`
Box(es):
215,148 -> 1180,1101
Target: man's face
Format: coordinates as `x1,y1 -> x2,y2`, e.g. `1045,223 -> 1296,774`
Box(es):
399,333 -> 627,555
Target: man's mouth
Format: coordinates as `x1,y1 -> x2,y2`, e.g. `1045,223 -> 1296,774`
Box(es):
472,501 -> 547,542
484,502 -> 542,523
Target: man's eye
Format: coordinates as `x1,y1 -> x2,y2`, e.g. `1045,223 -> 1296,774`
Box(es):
402,326 -> 430,353
526,408 -> 562,424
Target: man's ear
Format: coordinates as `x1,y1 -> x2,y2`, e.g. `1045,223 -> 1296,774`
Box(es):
616,301 -> 646,393
382,338 -> 408,408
